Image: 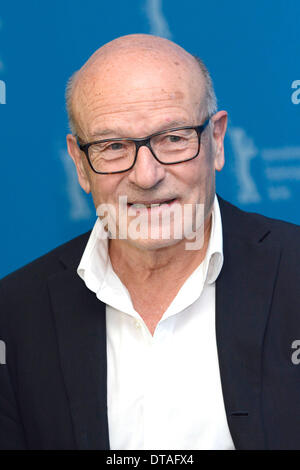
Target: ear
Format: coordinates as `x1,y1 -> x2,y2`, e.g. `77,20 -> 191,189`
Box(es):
211,110 -> 228,172
66,134 -> 91,193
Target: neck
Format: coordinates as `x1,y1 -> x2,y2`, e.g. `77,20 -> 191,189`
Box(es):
108,212 -> 213,334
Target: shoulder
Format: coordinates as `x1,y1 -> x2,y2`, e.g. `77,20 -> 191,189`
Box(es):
0,230 -> 91,299
218,195 -> 300,248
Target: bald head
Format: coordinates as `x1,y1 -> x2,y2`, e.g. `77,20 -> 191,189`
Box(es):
81,34 -> 195,69
66,34 -> 217,137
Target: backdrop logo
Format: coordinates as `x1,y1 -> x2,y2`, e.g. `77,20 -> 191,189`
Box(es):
0,80 -> 6,104
145,0 -> 172,39
291,80 -> 300,104
228,127 -> 260,203
228,124 -> 300,204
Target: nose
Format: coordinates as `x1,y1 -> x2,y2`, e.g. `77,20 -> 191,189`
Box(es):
127,145 -> 166,189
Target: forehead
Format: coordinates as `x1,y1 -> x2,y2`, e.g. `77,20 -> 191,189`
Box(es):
73,49 -> 206,137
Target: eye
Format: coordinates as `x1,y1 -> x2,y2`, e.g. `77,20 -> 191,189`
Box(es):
108,142 -> 124,151
167,135 -> 183,142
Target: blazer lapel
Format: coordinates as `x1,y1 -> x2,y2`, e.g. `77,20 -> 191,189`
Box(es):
216,199 -> 281,449
48,267 -> 110,450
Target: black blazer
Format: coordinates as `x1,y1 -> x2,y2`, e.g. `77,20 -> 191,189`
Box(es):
1,196 -> 300,450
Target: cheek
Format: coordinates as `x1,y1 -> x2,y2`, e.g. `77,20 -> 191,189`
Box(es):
89,176 -> 121,207
178,157 -> 216,206
184,157 -> 213,188
91,175 -> 114,206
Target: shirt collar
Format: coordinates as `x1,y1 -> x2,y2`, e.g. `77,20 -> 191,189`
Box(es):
77,216 -> 110,294
204,194 -> 223,285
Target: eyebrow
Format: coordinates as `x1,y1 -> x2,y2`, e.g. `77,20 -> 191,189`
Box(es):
89,129 -> 119,139
89,121 -> 191,140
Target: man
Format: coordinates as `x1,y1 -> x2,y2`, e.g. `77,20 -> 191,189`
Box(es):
1,34 -> 300,451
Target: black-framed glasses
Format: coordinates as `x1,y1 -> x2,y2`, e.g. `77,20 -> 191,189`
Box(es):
77,118 -> 210,175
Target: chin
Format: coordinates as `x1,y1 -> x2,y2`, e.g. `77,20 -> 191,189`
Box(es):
126,235 -> 183,252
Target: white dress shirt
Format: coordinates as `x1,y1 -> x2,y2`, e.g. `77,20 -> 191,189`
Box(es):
77,195 -> 235,450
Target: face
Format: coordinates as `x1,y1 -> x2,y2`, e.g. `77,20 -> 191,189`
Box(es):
67,48 -> 227,251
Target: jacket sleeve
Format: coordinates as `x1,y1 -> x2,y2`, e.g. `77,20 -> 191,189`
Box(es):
0,364 -> 27,449
0,283 -> 27,449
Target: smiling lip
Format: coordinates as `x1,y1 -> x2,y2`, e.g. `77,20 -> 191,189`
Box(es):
128,198 -> 177,208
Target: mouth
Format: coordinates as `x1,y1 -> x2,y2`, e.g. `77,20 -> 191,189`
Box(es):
127,198 -> 177,210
